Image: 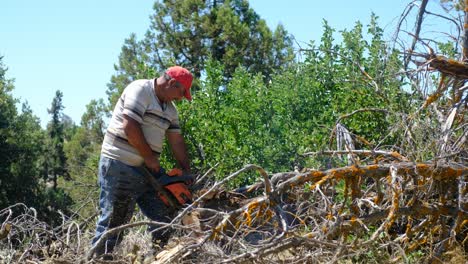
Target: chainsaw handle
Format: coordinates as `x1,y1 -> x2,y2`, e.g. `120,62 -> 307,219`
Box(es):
139,167 -> 180,208
167,168 -> 183,176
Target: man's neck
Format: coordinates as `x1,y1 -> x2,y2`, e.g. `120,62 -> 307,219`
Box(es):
154,78 -> 167,110
154,78 -> 164,102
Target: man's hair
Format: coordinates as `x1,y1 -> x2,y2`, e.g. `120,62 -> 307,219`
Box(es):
163,72 -> 183,88
163,72 -> 172,81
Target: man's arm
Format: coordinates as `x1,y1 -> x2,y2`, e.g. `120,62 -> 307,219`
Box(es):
122,114 -> 160,172
167,132 -> 191,174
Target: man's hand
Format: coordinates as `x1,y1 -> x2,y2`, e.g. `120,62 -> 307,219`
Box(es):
144,156 -> 160,173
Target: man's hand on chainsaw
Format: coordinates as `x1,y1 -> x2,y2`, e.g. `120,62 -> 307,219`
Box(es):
157,168 -> 194,206
144,155 -> 160,173
167,168 -> 183,176
167,168 -> 194,185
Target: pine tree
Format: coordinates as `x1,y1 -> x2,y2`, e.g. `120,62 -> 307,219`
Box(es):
46,90 -> 68,189
107,0 -> 295,108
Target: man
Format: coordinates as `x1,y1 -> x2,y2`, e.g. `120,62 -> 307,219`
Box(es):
92,66 -> 193,257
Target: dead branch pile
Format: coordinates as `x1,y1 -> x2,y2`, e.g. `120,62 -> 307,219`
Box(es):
144,160 -> 467,264
2,159 -> 466,263
0,203 -> 93,263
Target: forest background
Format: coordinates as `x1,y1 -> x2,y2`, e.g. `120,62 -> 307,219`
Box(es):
0,0 -> 466,262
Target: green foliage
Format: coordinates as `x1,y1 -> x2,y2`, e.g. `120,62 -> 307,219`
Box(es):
0,57 -> 72,224
438,41 -> 458,58
61,99 -> 107,218
106,34 -> 156,107
80,99 -> 107,143
45,90 -> 69,188
106,0 -> 295,110
303,16 -> 411,146
62,114 -> 78,141
0,57 -> 41,209
440,0 -> 465,11
163,16 -> 409,187
36,187 -> 74,226
148,0 -> 294,80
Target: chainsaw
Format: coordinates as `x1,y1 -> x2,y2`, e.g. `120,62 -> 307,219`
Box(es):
139,167 -> 194,208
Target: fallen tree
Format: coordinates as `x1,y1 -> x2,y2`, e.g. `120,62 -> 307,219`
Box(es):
2,159 -> 465,263
150,160 -> 467,263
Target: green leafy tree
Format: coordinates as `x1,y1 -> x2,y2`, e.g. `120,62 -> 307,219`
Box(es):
62,99 -> 107,218
80,99 -> 107,143
0,57 -> 42,208
298,17 -> 411,148
172,16 -> 410,186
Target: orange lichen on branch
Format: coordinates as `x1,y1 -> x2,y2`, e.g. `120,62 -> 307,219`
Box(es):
242,210 -> 252,227
366,164 -> 380,171
262,208 -> 274,223
309,170 -> 327,181
429,55 -> 468,79
309,175 -> 332,190
415,163 -> 433,177
322,225 -> 328,233
247,200 -> 260,212
237,198 -> 278,230
390,152 -> 408,161
374,191 -> 384,205
441,166 -> 465,178
455,215 -> 468,233
299,170 -> 326,187
210,221 -> 228,240
275,162 -> 466,203
405,217 -> 414,238
408,237 -> 427,252
422,92 -> 442,109
415,163 -> 467,180
328,168 -> 346,180
350,165 -> 365,175
386,196 -> 400,230
431,225 -> 441,235
255,203 -> 271,220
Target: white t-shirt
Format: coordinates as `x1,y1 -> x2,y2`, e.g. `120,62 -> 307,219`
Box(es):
101,79 -> 181,166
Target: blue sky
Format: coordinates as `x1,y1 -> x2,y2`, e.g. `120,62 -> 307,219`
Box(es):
1,1 -> 451,128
